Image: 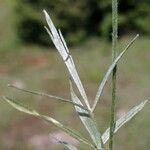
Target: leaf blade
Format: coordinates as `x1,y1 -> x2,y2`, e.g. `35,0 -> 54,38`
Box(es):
43,10 -> 90,110
60,142 -> 78,150
102,99 -> 148,144
92,34 -> 139,112
8,84 -> 88,111
3,96 -> 94,148
70,82 -> 103,149
57,140 -> 79,150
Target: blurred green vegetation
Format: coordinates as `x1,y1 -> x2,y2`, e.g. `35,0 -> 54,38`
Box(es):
15,0 -> 150,45
0,37 -> 149,150
0,0 -> 17,50
0,0 -> 149,150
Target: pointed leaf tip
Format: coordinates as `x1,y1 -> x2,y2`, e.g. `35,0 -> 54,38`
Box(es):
92,34 -> 140,112
43,11 -> 90,110
3,96 -> 94,148
102,99 -> 148,144
43,9 -> 47,15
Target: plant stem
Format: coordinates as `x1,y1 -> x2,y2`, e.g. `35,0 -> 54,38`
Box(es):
109,0 -> 118,150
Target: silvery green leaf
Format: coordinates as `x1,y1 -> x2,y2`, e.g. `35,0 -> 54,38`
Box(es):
58,140 -> 79,150
102,99 -> 148,144
3,96 -> 94,148
70,81 -> 104,149
49,134 -> 79,150
8,84 -> 88,111
92,34 -> 139,112
43,10 -> 90,110
59,142 -> 78,150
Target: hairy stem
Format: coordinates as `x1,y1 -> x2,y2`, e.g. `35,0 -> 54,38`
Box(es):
109,0 -> 118,150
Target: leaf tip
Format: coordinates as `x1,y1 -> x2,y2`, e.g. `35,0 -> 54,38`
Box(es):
43,9 -> 47,15
43,9 -> 49,21
143,99 -> 148,106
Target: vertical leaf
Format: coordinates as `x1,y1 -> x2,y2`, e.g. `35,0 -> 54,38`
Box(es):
43,10 -> 91,110
70,81 -> 104,149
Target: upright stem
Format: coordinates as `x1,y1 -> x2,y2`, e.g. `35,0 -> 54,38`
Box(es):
109,0 -> 118,150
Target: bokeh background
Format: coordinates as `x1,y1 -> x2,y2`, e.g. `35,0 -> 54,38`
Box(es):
0,0 -> 149,149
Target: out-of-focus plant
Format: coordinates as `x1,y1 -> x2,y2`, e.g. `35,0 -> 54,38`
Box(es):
15,0 -> 150,45
15,0 -> 90,45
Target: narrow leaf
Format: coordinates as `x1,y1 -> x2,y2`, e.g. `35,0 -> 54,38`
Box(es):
3,96 -> 94,148
8,84 -> 88,111
92,34 -> 139,112
102,99 -> 148,144
59,141 -> 78,150
58,140 -> 79,150
49,134 -> 79,150
70,81 -> 104,149
43,10 -> 90,110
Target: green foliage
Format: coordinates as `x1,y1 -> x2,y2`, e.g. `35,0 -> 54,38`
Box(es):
98,0 -> 150,40
16,0 -> 90,45
15,0 -> 150,45
131,1 -> 150,34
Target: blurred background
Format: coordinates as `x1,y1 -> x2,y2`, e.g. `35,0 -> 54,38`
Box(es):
0,0 -> 149,149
